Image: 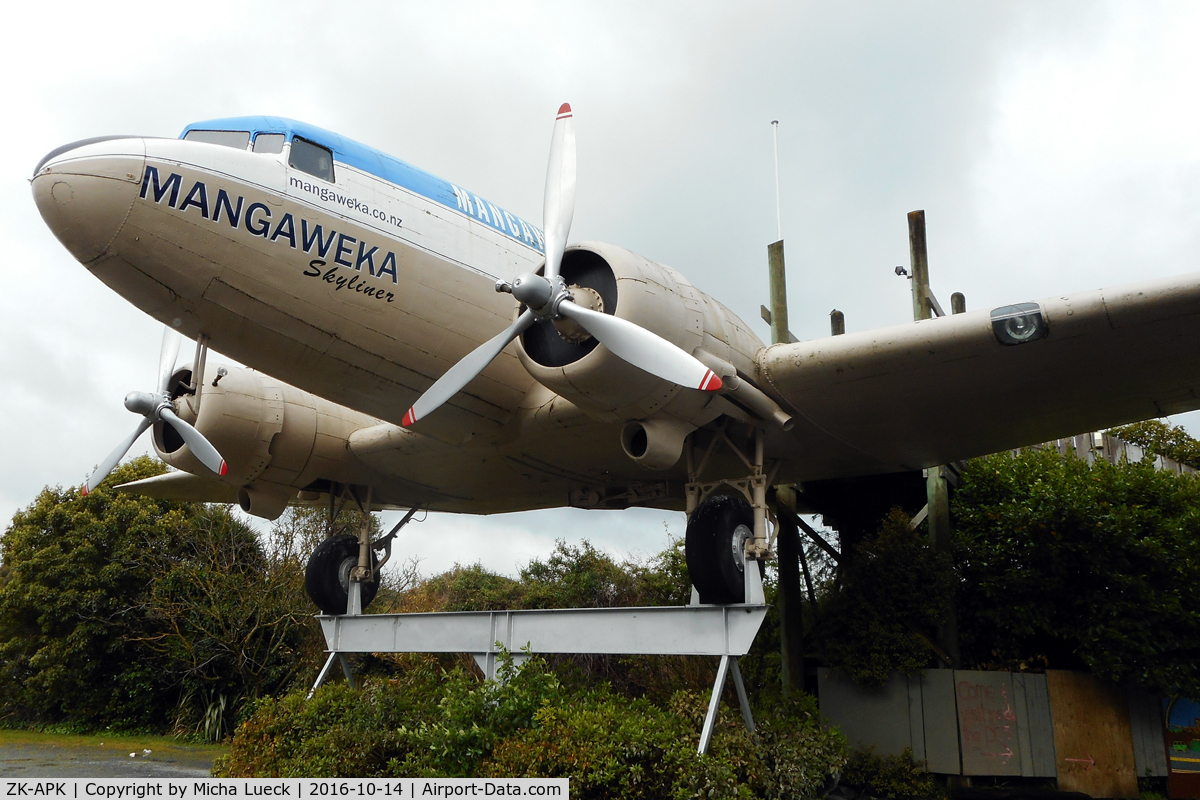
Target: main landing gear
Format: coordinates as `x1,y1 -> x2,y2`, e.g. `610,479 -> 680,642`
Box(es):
304,484 -> 418,615
305,535 -> 380,615
684,422 -> 774,605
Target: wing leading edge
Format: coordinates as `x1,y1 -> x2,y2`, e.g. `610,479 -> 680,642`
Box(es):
756,271 -> 1200,479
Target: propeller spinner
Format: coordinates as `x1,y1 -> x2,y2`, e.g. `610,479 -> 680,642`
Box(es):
82,328 -> 227,495
400,103 -> 722,428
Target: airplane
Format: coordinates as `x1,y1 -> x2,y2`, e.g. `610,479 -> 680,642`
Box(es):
31,104 -> 1200,614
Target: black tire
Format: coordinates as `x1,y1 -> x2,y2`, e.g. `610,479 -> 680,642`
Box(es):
305,534 -> 379,615
685,494 -> 762,604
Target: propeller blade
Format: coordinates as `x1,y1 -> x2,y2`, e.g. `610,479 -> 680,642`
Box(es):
542,103 -> 576,282
157,327 -> 182,395
402,311 -> 536,427
83,416 -> 153,496
558,301 -> 723,392
160,407 -> 227,476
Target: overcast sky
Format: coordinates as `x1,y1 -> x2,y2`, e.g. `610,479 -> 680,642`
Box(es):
4,1 -> 1200,575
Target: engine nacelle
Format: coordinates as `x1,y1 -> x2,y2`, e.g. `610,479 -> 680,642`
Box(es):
153,364 -> 380,519
516,242 -> 765,426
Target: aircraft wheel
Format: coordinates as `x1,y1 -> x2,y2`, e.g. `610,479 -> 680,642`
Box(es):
305,534 -> 379,615
685,494 -> 761,604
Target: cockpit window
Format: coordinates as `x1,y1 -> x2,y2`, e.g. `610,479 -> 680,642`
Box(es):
289,137 -> 335,182
253,133 -> 285,154
184,129 -> 250,149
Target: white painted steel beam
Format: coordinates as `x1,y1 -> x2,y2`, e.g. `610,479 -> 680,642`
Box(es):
318,604 -> 768,661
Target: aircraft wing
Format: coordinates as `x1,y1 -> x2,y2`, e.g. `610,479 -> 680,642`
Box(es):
756,271 -> 1200,480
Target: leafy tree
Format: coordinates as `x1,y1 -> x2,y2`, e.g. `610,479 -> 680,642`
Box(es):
954,448 -> 1200,696
1109,419 -> 1200,468
0,459 -> 330,734
811,509 -> 955,688
141,506 -> 323,738
0,457 -> 197,728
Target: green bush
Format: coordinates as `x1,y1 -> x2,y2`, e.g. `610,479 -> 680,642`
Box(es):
1109,420 -> 1200,468
217,655 -> 848,798
954,449 -> 1200,696
841,747 -> 942,799
0,458 -> 198,729
0,458 -> 325,734
812,509 -> 954,687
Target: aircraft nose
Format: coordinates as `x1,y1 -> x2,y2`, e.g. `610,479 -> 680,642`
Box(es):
31,136 -> 146,264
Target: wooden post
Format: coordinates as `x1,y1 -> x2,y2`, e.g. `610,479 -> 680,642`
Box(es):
830,309 -> 845,336
775,510 -> 805,694
768,239 -> 804,693
908,210 -> 932,321
768,241 -> 789,345
909,210 -> 960,667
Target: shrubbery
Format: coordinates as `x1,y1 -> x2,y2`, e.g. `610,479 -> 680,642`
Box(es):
807,444 -> 1200,700
217,653 -> 848,798
811,509 -> 954,688
840,747 -> 942,799
0,457 -> 325,736
954,447 -> 1200,697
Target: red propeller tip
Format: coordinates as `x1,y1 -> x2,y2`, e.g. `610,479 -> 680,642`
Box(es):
218,461 -> 228,477
81,485 -> 89,497
401,408 -> 417,428
557,103 -> 572,117
699,371 -> 723,392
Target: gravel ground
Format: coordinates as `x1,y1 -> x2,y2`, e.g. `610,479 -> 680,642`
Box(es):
0,735 -> 221,778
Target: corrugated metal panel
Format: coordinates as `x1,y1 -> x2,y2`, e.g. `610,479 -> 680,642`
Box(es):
1127,685 -> 1168,778
921,669 -> 962,774
907,674 -> 927,763
954,670 -> 1024,776
818,669 -> 913,755
1013,674 -> 1036,776
1013,673 -> 1057,777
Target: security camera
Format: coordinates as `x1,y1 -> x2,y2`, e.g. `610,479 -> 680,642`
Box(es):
894,266 -> 909,277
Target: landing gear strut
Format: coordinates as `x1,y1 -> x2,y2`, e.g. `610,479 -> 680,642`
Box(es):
684,422 -> 774,605
304,484 -> 420,615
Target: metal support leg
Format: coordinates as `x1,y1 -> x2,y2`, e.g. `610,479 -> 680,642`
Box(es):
699,655 -> 756,754
730,658 -> 755,734
338,654 -> 356,689
309,652 -> 339,698
699,655 -> 731,754
744,551 -> 766,605
309,652 -> 358,698
347,580 -> 363,616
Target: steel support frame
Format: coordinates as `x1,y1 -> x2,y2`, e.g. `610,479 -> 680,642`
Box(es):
310,603 -> 768,754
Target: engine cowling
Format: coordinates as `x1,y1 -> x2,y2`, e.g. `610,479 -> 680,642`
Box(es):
153,364 -> 380,518
515,242 -> 765,427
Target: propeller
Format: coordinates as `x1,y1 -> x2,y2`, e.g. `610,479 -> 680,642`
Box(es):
82,328 -> 227,495
400,103 -> 722,428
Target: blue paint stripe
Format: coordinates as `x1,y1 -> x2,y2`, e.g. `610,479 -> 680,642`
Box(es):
180,116 -> 543,253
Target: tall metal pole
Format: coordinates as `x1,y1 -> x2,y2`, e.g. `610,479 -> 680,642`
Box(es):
772,120 -> 782,242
